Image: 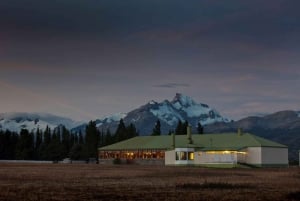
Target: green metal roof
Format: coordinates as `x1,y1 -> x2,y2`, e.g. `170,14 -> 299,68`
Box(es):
98,133 -> 287,151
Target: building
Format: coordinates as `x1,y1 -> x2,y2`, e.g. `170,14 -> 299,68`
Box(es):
98,128 -> 288,167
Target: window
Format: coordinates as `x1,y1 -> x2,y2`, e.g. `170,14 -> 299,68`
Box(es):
180,152 -> 187,160
176,151 -> 188,160
188,152 -> 194,160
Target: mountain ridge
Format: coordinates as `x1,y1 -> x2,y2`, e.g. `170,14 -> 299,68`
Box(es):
72,93 -> 230,134
0,112 -> 81,133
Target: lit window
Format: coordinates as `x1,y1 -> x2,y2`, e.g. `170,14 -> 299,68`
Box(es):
188,152 -> 194,160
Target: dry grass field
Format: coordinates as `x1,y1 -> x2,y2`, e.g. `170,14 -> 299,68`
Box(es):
0,163 -> 299,201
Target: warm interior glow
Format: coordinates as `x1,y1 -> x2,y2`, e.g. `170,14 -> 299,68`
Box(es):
204,151 -> 247,155
188,152 -> 194,160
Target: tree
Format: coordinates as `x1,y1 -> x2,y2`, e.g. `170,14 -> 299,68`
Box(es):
175,120 -> 189,135
78,131 -> 84,145
175,120 -> 183,135
43,126 -> 51,146
47,129 -> 63,161
61,126 -> 71,158
84,121 -> 99,159
34,128 -> 43,159
114,119 -> 127,142
197,122 -> 204,134
0,130 -> 18,159
0,130 -> 4,159
151,120 -> 161,136
127,123 -> 138,138
15,129 -> 34,160
104,129 -> 113,146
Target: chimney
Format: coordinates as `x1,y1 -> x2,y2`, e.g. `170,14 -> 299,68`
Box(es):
171,133 -> 175,149
238,128 -> 243,136
187,125 -> 193,144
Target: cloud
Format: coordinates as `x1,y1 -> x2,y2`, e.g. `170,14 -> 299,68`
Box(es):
153,83 -> 190,88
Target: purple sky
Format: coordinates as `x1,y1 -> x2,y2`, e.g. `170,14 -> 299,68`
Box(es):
0,0 -> 300,121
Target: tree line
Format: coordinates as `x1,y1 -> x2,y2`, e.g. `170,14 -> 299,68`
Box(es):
0,119 -> 138,161
152,119 -> 204,136
0,118 -> 203,161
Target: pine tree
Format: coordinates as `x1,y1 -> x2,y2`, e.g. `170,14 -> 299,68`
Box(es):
175,120 -> 189,135
175,120 -> 183,135
104,129 -> 113,146
48,128 -> 65,161
84,121 -> 99,159
15,129 -> 34,160
114,119 -> 127,142
151,120 -> 161,136
127,123 -> 138,138
182,120 -> 189,134
34,128 -> 42,159
43,125 -> 51,146
61,126 -> 71,158
0,131 -> 4,159
78,131 -> 84,145
9,132 -> 19,159
197,122 -> 204,134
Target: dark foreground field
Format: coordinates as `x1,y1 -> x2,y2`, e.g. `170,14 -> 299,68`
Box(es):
0,163 -> 299,201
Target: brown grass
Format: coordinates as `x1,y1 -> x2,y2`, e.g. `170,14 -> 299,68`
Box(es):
0,163 -> 299,201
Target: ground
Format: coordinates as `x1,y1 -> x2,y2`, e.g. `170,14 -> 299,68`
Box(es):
0,163 -> 299,201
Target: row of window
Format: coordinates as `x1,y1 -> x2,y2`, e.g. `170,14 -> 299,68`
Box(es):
99,150 -> 165,159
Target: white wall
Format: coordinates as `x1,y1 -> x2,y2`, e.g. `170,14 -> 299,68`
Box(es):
261,147 -> 288,165
243,147 -> 288,166
195,152 -> 237,164
244,147 -> 262,165
165,150 -> 175,165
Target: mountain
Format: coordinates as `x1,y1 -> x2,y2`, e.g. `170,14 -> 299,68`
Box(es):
71,113 -> 127,134
0,112 -> 81,133
72,93 -> 230,135
204,110 -> 300,161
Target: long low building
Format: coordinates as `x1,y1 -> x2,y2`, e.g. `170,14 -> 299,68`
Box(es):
98,128 -> 288,167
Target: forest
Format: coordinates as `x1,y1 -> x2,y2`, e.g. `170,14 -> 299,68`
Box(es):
0,119 -> 138,161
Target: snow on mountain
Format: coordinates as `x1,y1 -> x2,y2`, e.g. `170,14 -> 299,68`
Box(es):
94,93 -> 231,135
150,100 -> 183,125
96,113 -> 127,127
171,93 -> 229,124
0,112 -> 81,133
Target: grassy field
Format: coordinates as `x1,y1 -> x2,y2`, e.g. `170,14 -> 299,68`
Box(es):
0,163 -> 299,201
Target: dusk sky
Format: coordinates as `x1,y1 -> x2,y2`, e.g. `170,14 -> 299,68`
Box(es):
1,0 -> 300,121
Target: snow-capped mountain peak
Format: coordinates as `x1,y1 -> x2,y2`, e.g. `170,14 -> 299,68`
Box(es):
172,93 -> 196,107
150,100 -> 183,125
170,94 -> 227,124
91,94 -> 231,135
